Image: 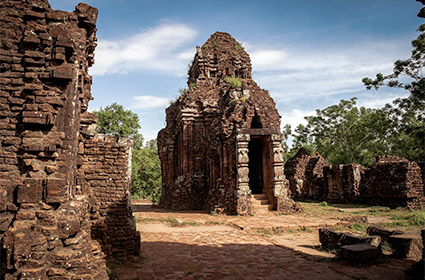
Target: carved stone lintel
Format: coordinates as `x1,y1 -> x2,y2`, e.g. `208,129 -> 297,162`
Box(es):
236,133 -> 250,142
271,133 -> 284,142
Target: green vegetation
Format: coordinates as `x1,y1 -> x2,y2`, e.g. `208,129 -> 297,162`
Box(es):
287,13 -> 424,165
235,42 -> 243,51
361,19 -> 425,163
349,223 -> 367,232
300,202 -> 425,233
138,216 -> 203,227
95,103 -> 142,144
189,82 -> 197,90
131,139 -> 162,203
290,98 -> 393,167
95,103 -> 162,203
225,76 -> 242,88
319,201 -> 328,207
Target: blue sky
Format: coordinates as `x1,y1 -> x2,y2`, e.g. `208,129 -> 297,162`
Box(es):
49,0 -> 424,142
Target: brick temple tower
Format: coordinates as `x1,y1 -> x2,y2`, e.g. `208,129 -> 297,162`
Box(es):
158,32 -> 300,215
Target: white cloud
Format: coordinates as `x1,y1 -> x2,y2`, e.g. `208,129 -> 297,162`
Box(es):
281,108 -> 315,131
357,93 -> 409,109
90,23 -> 197,76
250,50 -> 287,71
132,95 -> 170,109
247,39 -> 411,103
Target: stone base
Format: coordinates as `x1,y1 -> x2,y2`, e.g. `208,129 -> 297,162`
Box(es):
339,244 -> 380,263
388,234 -> 423,259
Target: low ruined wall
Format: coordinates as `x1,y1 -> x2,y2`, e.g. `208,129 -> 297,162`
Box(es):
323,164 -> 366,203
284,149 -> 329,201
80,135 -> 141,261
362,156 -> 425,209
285,150 -> 424,209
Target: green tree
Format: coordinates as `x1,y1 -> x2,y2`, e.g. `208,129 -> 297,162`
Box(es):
94,103 -> 143,146
131,139 -> 162,203
362,3 -> 425,162
291,98 -> 392,166
94,103 -> 162,202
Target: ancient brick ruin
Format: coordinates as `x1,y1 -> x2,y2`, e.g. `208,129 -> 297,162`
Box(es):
285,151 -> 425,209
158,32 -> 300,215
362,156 -> 425,209
323,164 -> 366,203
284,148 -> 329,201
0,1 -> 139,278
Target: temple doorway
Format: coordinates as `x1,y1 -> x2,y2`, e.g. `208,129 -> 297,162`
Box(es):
248,136 -> 264,194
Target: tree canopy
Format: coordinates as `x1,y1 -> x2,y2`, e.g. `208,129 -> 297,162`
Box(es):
290,3 -> 424,165
291,98 -> 392,166
362,4 -> 424,163
94,102 -> 143,146
94,103 -> 162,202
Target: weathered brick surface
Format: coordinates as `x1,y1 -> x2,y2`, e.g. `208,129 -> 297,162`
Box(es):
284,148 -> 329,200
362,156 -> 425,209
0,0 -> 138,278
323,164 -> 366,203
158,32 -> 299,215
286,151 -> 424,209
80,135 -> 141,261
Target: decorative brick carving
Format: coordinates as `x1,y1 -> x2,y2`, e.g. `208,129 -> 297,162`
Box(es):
158,32 -> 299,215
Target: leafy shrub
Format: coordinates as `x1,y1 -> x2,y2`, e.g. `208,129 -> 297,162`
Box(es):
319,201 -> 328,207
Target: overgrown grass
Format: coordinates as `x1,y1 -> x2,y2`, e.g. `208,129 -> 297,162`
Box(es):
300,202 -> 425,233
349,223 -> 367,232
225,76 -> 242,88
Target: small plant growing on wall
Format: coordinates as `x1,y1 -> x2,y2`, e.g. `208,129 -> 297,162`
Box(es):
235,42 -> 243,51
189,83 -> 197,90
225,76 -> 242,88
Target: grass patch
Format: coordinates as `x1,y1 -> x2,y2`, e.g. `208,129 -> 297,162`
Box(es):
298,226 -> 313,233
225,76 -> 242,88
255,229 -> 272,237
206,221 -> 224,225
164,217 -> 179,227
180,221 -> 201,227
349,223 -> 367,232
407,210 -> 425,225
235,42 -> 243,51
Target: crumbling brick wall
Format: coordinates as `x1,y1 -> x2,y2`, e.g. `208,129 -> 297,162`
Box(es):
80,134 -> 141,261
0,0 -> 108,278
284,148 -> 329,201
0,1 -> 139,278
322,164 -> 366,203
362,156 -> 425,209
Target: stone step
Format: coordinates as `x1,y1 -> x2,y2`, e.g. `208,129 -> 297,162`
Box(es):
252,193 -> 267,200
251,199 -> 270,206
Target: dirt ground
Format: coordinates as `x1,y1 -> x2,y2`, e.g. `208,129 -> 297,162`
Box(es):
113,203 -> 420,280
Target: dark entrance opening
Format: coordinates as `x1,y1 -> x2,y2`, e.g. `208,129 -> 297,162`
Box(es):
248,137 -> 263,194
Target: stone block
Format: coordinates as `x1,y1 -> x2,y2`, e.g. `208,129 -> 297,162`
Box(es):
52,63 -> 73,80
45,178 -> 67,203
339,243 -> 380,263
17,179 -> 43,203
388,234 -> 423,259
319,228 -> 344,249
